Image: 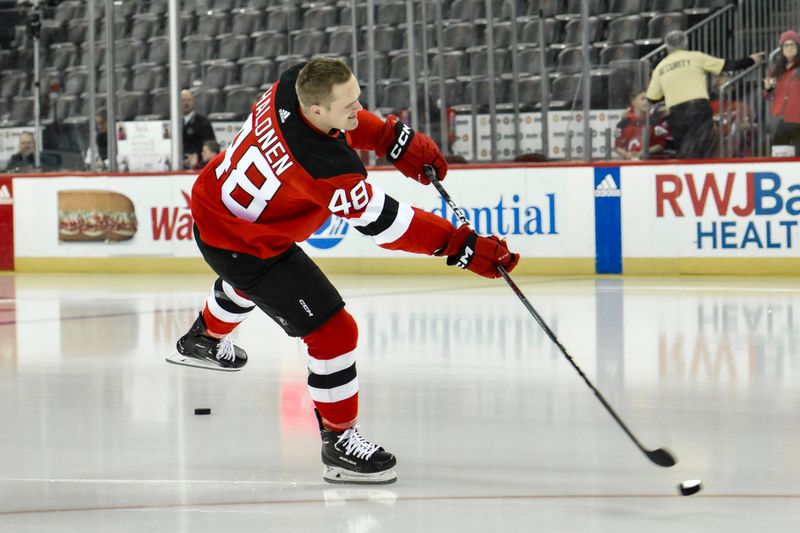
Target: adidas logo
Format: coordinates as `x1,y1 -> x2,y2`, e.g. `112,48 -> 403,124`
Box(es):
0,184 -> 11,205
594,174 -> 621,197
279,109 -> 291,123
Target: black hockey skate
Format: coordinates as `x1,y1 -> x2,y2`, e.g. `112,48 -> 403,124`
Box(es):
165,313 -> 247,372
317,410 -> 397,485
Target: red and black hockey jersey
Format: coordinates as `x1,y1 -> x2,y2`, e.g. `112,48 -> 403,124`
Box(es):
191,64 -> 455,259
613,109 -> 669,153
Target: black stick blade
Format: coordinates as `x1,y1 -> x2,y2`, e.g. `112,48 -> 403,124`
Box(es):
647,448 -> 677,467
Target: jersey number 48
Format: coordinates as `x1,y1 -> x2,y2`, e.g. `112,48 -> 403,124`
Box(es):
216,145 -> 281,222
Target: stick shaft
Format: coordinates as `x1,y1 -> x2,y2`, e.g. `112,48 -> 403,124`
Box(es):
425,166 -> 667,462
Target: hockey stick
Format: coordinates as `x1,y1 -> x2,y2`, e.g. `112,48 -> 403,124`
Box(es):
423,165 -> 677,468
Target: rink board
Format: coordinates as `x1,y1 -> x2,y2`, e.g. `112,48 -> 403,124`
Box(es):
3,159 -> 800,274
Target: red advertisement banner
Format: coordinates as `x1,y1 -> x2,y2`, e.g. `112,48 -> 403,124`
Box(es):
0,176 -> 13,270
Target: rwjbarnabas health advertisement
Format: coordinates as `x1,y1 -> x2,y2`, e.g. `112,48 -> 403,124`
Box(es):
622,162 -> 800,258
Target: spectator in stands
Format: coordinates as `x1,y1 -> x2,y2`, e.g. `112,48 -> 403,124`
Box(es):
181,89 -> 216,169
613,90 -> 668,160
201,140 -> 220,162
646,30 -> 764,159
5,131 -> 35,172
85,107 -> 109,170
765,30 -> 800,155
187,140 -> 221,170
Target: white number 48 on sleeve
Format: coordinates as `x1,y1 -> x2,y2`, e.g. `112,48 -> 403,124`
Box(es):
328,181 -> 369,216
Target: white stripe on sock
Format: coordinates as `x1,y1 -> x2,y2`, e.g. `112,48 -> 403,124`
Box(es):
308,378 -> 359,404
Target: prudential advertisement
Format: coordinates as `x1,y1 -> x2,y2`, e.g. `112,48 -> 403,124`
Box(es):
299,167 -> 596,259
11,168 -> 596,261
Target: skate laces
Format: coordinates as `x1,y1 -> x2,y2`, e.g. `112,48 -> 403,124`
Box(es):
337,427 -> 379,460
216,338 -> 236,362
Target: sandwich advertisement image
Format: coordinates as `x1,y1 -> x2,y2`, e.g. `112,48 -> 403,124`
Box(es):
14,175 -> 200,259
58,190 -> 138,243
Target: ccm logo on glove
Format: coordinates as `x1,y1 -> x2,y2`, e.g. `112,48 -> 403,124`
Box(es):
388,123 -> 413,161
457,245 -> 474,269
437,226 -> 519,279
378,115 -> 447,185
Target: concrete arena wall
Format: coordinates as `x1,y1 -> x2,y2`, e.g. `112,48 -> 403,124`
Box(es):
2,158 -> 799,275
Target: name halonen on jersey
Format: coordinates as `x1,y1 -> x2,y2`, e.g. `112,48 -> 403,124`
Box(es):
252,87 -> 294,176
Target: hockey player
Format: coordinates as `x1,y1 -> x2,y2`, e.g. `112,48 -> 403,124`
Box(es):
166,58 -> 519,484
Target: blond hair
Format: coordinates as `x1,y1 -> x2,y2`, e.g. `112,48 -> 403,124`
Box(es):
296,58 -> 353,108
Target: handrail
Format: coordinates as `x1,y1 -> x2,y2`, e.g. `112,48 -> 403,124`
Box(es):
717,60 -> 767,157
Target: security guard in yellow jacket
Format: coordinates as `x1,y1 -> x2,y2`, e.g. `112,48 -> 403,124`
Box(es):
646,30 -> 764,159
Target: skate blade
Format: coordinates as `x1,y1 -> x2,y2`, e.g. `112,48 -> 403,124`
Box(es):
165,351 -> 242,372
322,465 -> 397,485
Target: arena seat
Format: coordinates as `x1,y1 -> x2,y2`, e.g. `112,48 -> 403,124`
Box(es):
520,18 -> 559,47
130,63 -> 166,92
468,46 -> 510,76
327,26 -> 356,56
599,42 -> 639,64
48,42 -> 78,71
130,13 -> 160,42
302,5 -> 338,30
97,66 -> 130,93
202,60 -> 236,90
182,34 -> 215,64
601,0 -> 646,20
238,58 -> 277,88
231,8 -> 264,36
376,2 -> 407,26
291,29 -> 328,57
605,14 -> 645,43
199,11 -> 231,35
388,52 -> 424,80
118,90 -> 148,121
430,50 -> 468,78
425,77 -> 467,107
338,2 -> 367,27
217,34 -> 251,62
146,36 -> 170,64
252,30 -> 288,58
63,66 -> 88,96
372,25 -> 401,53
190,86 -> 223,116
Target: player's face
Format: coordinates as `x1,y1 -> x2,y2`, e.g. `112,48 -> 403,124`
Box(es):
322,76 -> 363,131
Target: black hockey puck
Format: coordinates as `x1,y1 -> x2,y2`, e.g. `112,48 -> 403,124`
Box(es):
678,479 -> 702,496
194,408 -> 211,415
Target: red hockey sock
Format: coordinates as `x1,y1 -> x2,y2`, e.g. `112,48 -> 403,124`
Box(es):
303,309 -> 360,431
202,278 -> 255,338
202,304 -> 237,338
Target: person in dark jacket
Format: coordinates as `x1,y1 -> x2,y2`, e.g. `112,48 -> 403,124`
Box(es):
85,107 -> 109,170
181,89 -> 216,169
765,30 -> 800,154
5,132 -> 36,172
